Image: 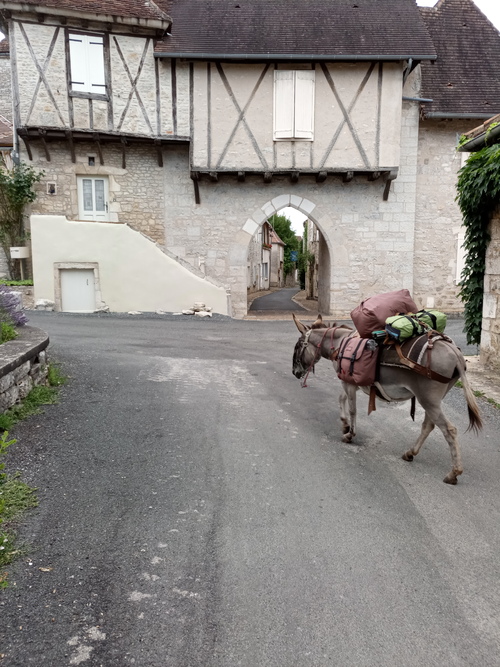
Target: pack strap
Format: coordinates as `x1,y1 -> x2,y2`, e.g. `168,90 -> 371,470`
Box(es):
394,342 -> 452,384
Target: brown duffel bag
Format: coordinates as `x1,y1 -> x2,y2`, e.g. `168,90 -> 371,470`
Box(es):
336,336 -> 379,386
351,289 -> 418,339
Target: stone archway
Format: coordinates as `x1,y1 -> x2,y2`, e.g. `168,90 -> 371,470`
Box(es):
229,194 -> 334,318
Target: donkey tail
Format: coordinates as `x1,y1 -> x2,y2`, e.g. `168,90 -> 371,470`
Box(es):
457,365 -> 483,433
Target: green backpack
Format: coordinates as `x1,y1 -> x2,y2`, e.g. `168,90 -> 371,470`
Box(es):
415,309 -> 447,333
385,314 -> 427,341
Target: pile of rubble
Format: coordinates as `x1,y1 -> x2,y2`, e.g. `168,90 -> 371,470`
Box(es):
181,302 -> 213,318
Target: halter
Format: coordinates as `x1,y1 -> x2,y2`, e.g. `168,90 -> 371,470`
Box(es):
300,326 -> 342,387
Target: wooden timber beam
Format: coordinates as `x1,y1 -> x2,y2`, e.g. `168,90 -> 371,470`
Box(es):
190,171 -> 201,205
17,129 -> 33,161
38,129 -> 51,162
209,172 -> 218,182
263,172 -> 273,183
64,129 -> 76,163
343,171 -> 354,183
291,171 -> 299,183
92,133 -> 104,165
120,137 -> 127,169
316,171 -> 327,183
368,171 -> 381,181
154,139 -> 163,168
237,171 -> 245,182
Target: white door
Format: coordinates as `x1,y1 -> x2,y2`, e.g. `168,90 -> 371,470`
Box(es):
60,269 -> 96,312
77,176 -> 109,221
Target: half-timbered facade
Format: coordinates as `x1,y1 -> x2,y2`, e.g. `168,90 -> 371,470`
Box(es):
0,0 -> 498,317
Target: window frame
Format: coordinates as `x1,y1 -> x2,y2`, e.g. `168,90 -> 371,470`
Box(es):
273,70 -> 315,142
66,29 -> 110,101
77,175 -> 110,222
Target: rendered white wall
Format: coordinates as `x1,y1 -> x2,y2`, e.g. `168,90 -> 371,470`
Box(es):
30,215 -> 229,314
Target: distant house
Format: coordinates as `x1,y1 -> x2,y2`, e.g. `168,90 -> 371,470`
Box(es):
0,0 -> 498,316
247,220 -> 272,294
270,228 -> 285,288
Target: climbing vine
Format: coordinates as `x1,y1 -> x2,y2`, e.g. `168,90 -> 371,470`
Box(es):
456,143 -> 500,345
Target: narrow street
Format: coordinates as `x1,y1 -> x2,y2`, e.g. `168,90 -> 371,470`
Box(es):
0,312 -> 499,666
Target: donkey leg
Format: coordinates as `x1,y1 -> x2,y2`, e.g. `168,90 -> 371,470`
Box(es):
339,391 -> 350,434
402,413 -> 435,462
342,383 -> 358,443
418,402 -> 463,484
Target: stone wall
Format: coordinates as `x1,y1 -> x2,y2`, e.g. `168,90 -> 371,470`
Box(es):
414,118 -> 478,312
28,141 -> 165,245
481,207 -> 500,372
0,326 -> 49,413
0,53 -> 12,119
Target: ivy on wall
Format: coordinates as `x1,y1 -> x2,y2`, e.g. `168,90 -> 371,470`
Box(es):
456,144 -> 500,345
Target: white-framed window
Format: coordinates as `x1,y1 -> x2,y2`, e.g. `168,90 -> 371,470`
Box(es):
274,70 -> 315,141
68,33 -> 106,96
77,176 -> 109,221
262,262 -> 269,280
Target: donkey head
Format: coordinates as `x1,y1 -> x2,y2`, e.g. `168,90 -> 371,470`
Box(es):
292,314 -> 328,378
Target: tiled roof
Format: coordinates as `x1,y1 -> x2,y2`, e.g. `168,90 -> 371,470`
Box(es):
0,0 -> 170,22
0,115 -> 13,146
270,229 -> 285,246
155,0 -> 437,59
419,0 -> 500,117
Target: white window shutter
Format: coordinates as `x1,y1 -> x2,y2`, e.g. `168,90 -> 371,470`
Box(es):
294,71 -> 315,140
69,34 -> 88,92
88,36 -> 106,92
274,71 -> 295,139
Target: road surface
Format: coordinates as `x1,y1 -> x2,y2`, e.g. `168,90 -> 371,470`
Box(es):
0,312 -> 499,666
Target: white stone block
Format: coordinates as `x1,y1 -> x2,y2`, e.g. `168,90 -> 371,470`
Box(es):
482,294 -> 497,319
242,219 -> 259,236
272,194 -> 291,210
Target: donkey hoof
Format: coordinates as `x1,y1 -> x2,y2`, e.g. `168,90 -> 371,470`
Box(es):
402,452 -> 414,462
342,433 -> 353,443
443,475 -> 458,485
342,425 -> 350,435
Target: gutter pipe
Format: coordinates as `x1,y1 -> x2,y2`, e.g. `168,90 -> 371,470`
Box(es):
457,124 -> 500,152
425,112 -> 496,119
154,52 -> 437,61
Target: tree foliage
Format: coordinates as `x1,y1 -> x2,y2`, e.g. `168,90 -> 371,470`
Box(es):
268,213 -> 301,277
456,144 -> 500,345
0,162 -> 43,279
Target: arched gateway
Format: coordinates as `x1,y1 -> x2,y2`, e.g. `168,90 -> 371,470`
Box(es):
230,195 -> 333,318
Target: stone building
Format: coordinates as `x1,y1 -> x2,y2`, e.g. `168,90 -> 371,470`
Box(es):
0,0 -> 498,316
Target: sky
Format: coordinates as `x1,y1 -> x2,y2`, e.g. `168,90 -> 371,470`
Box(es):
282,0 -> 500,233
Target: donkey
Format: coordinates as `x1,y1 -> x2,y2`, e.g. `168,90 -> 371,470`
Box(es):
292,314 -> 482,484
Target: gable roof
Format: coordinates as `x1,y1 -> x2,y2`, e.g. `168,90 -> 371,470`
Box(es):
155,0 -> 437,60
419,0 -> 500,118
0,0 -> 170,25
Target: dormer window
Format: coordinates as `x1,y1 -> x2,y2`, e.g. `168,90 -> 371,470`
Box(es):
273,70 -> 315,141
68,32 -> 107,98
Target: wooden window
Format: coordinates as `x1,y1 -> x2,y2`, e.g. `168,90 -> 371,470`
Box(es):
274,71 -> 315,141
77,176 -> 109,221
69,33 -> 106,96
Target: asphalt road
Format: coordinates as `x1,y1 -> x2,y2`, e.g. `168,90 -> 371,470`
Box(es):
0,312 -> 499,666
249,288 -> 306,312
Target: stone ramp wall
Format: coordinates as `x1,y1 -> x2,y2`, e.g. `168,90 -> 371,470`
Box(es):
0,326 -> 49,412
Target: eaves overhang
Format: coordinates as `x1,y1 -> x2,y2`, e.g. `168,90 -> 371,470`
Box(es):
154,51 -> 437,62
0,1 -> 172,33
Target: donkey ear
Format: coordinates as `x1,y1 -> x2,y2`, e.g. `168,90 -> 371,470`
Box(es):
293,313 -> 308,334
311,314 -> 324,329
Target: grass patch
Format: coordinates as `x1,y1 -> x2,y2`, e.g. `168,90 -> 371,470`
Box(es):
47,363 -> 66,387
0,280 -> 33,287
0,364 -> 66,585
1,321 -> 18,343
0,385 -> 59,432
